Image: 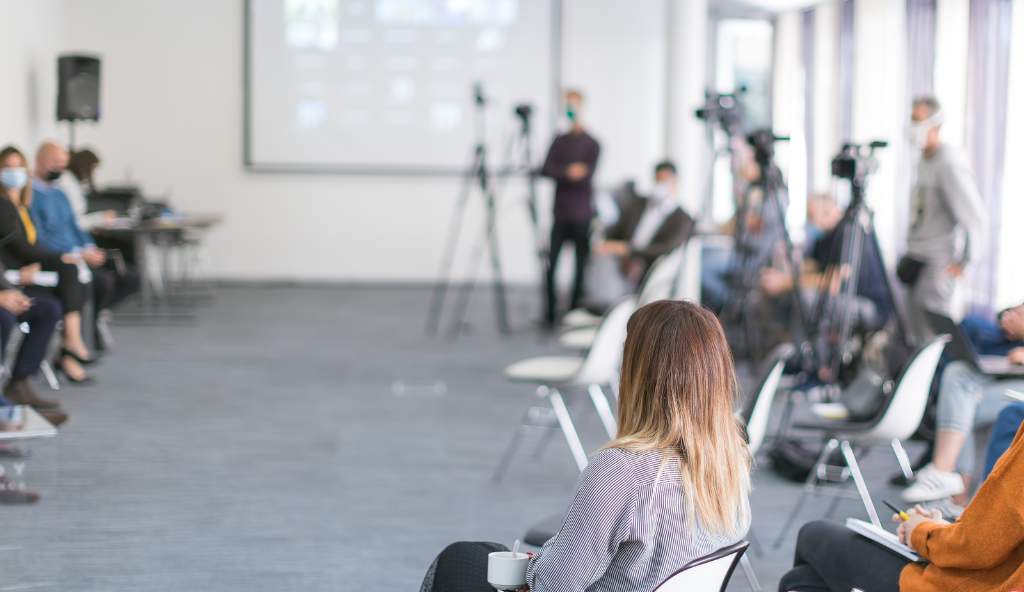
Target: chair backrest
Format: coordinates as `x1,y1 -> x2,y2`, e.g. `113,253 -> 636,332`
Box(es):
653,541 -> 748,592
865,335 -> 950,441
741,343 -> 794,455
638,247 -> 685,306
576,296 -> 636,385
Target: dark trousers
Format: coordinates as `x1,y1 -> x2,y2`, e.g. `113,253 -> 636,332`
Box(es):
39,261 -> 86,314
778,521 -> 906,592
546,220 -> 590,323
420,541 -> 508,592
91,266 -> 140,312
0,292 -> 61,381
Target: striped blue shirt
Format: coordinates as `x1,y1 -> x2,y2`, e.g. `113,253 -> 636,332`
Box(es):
526,448 -> 748,592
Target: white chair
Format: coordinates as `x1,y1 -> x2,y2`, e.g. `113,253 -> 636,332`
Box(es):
741,343 -> 794,457
559,247 -> 685,332
558,247 -> 686,350
773,335 -> 950,545
493,297 -> 635,480
653,541 -> 749,592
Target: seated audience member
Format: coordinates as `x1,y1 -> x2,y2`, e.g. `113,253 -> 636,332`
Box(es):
778,424 -> 1024,592
60,148 -> 114,231
0,146 -> 94,384
32,142 -> 139,349
901,303 -> 1024,504
980,402 -> 1024,484
0,246 -> 66,426
585,161 -> 694,310
421,301 -> 751,592
761,194 -> 893,332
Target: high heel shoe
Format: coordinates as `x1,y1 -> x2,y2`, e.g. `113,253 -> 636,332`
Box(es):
54,357 -> 95,386
60,347 -> 97,367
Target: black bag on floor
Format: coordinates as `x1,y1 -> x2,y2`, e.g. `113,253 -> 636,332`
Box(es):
767,438 -> 821,483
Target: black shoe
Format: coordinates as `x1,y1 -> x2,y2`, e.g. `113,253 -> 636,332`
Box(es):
60,347 -> 97,367
54,359 -> 95,386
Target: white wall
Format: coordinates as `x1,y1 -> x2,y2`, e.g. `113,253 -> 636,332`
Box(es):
52,0 -> 690,283
0,0 -> 66,151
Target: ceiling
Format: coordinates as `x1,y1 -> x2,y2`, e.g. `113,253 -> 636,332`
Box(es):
711,0 -> 821,18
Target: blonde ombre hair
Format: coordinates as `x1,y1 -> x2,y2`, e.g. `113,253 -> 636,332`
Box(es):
606,300 -> 751,536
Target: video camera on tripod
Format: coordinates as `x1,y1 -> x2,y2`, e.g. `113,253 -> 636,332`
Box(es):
695,87 -> 747,136
831,141 -> 888,186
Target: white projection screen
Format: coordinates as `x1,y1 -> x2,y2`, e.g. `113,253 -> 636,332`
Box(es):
245,0 -> 558,173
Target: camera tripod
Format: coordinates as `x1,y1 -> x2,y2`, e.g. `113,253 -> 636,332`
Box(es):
808,155 -> 907,381
426,84 -> 510,338
720,131 -> 813,361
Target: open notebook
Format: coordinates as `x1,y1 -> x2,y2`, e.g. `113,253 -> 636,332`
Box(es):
846,518 -> 924,563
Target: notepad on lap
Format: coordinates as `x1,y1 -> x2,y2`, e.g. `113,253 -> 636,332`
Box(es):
4,270 -> 58,287
845,518 -> 923,563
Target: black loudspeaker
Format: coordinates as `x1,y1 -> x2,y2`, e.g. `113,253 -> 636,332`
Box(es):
57,54 -> 101,122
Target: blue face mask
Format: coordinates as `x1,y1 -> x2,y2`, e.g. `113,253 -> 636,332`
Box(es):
0,167 -> 27,190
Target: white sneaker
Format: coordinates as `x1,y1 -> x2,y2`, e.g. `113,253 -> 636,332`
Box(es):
901,464 -> 965,503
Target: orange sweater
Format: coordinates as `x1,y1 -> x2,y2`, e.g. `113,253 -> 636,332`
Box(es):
900,424 -> 1024,592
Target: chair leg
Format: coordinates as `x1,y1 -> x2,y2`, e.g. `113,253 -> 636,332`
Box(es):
840,441 -> 882,527
747,528 -> 764,558
891,438 -> 915,481
39,361 -> 60,392
549,388 -> 588,472
491,420 -> 529,484
773,438 -> 840,548
587,384 -> 616,439
739,554 -> 762,591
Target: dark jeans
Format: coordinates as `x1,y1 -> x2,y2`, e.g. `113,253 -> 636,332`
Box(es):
91,266 -> 140,312
420,541 -> 508,592
778,521 -> 906,592
0,292 -> 61,381
982,403 -> 1024,482
546,220 -> 590,323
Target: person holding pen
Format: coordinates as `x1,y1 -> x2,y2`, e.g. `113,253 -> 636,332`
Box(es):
778,423 -> 1024,591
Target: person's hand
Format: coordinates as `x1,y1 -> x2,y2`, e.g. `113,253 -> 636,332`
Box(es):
18,263 -> 39,286
566,162 -> 589,181
896,505 -> 948,549
1008,347 -> 1024,366
102,210 -> 117,222
60,252 -> 81,265
596,241 -> 629,257
82,247 -> 106,267
760,268 -> 791,296
0,290 -> 30,315
946,263 -> 964,277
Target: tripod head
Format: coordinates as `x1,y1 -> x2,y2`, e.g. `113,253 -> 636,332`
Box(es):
746,128 -> 790,175
831,140 -> 887,207
514,103 -> 533,134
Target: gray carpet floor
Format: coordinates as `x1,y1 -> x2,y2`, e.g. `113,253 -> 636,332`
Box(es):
0,285 -> 921,591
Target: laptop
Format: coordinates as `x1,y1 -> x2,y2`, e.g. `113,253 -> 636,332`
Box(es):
925,311 -> 1024,378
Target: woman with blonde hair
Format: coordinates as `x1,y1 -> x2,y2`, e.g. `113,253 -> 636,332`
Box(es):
421,300 -> 752,591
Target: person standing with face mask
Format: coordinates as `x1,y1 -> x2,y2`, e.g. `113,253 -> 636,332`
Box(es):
900,96 -> 986,340
539,89 -> 601,327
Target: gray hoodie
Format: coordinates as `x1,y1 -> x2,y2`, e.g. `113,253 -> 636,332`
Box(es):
907,144 -> 987,265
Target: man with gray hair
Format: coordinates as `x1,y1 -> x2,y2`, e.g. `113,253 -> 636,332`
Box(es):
899,96 -> 986,339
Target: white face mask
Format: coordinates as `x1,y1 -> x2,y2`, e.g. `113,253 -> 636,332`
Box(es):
907,111 -> 944,149
649,181 -> 674,203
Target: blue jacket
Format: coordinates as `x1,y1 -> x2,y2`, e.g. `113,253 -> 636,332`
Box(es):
29,180 -> 94,253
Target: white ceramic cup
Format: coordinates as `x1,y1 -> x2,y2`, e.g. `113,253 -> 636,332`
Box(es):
486,551 -> 530,590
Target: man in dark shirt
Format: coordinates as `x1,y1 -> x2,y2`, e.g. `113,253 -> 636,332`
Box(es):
540,89 -> 600,326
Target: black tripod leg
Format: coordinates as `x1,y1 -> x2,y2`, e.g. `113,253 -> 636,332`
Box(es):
426,149 -> 483,335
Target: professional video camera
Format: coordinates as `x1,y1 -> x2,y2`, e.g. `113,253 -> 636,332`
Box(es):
746,128 -> 790,169
695,88 -> 747,135
830,140 -> 887,183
